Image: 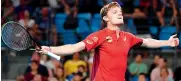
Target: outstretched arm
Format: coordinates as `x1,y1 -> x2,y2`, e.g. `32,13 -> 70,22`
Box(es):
141,34 -> 179,48
39,41 -> 85,55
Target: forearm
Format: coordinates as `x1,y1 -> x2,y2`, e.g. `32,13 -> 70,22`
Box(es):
49,45 -> 76,55
142,38 -> 170,48
48,42 -> 85,55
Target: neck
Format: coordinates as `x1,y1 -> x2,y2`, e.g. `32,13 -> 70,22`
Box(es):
162,75 -> 168,79
32,69 -> 37,72
159,66 -> 166,68
107,23 -> 121,31
136,62 -> 141,64
31,70 -> 37,75
73,59 -> 79,61
107,23 -> 121,38
24,17 -> 29,20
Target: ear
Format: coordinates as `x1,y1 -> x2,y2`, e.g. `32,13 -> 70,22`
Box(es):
103,16 -> 109,22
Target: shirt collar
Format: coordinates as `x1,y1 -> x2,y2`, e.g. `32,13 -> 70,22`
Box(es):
104,27 -> 121,34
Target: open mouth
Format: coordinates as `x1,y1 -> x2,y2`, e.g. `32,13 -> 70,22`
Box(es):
118,17 -> 122,19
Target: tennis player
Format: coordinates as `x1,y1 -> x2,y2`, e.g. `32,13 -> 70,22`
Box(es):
39,2 -> 179,81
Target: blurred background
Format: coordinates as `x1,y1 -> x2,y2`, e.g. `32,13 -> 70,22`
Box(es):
1,0 -> 181,81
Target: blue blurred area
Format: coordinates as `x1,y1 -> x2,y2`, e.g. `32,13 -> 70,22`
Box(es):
159,26 -> 177,50
53,12 -> 181,50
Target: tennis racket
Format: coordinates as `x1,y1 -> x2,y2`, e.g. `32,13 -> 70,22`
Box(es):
1,21 -> 61,60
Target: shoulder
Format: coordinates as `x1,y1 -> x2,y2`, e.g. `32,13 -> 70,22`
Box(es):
84,30 -> 105,42
39,64 -> 48,69
78,60 -> 86,64
123,31 -> 135,37
88,30 -> 104,37
168,76 -> 174,81
151,68 -> 159,75
168,68 -> 173,73
142,63 -> 147,67
65,60 -> 72,64
152,68 -> 159,72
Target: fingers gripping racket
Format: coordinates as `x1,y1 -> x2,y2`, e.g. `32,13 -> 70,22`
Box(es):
1,21 -> 61,60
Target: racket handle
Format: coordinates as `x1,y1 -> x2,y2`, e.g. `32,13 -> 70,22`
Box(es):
47,51 -> 61,60
30,49 -> 60,60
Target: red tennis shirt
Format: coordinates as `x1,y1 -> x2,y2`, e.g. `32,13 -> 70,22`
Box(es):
83,28 -> 143,81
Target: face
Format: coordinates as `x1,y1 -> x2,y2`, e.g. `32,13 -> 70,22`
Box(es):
85,77 -> 90,81
24,10 -> 30,18
135,55 -> 142,63
52,27 -> 57,33
31,62 -> 38,71
53,59 -> 61,68
78,66 -> 85,72
158,58 -> 166,68
134,8 -> 141,12
161,68 -> 168,77
31,52 -> 40,61
56,68 -> 64,77
41,54 -> 48,61
105,6 -> 124,25
138,75 -> 146,81
154,55 -> 160,64
73,75 -> 82,81
42,7 -> 48,17
169,0 -> 174,5
73,52 -> 80,60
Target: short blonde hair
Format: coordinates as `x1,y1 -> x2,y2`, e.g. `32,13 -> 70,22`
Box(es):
100,2 -> 121,26
100,2 -> 121,18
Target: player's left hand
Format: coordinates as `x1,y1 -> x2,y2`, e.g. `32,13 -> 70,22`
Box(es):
168,34 -> 179,47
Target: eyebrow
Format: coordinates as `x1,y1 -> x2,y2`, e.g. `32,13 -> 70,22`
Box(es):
112,9 -> 122,12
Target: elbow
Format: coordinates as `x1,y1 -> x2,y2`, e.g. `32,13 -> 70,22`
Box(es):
142,38 -> 156,48
68,44 -> 79,54
142,39 -> 149,47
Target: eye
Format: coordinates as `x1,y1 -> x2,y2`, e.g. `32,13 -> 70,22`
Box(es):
113,10 -> 117,14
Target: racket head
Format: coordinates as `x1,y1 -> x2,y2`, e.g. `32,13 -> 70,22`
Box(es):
1,21 -> 34,51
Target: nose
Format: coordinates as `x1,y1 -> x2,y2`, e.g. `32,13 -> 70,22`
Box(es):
118,12 -> 122,16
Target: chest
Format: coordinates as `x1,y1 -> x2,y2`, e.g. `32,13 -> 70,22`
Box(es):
99,35 -> 131,56
68,61 -> 83,67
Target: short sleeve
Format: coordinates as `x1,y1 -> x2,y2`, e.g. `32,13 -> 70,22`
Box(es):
79,61 -> 87,67
150,69 -> 157,81
64,60 -> 70,69
83,32 -> 100,52
128,63 -> 134,73
129,33 -> 143,47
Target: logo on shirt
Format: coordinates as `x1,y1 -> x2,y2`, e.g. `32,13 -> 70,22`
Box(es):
92,37 -> 98,42
106,36 -> 113,43
123,36 -> 126,41
86,40 -> 93,44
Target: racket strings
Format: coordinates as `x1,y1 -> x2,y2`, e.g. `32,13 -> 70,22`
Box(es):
2,22 -> 33,51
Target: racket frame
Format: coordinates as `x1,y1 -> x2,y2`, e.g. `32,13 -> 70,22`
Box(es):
1,21 -> 61,60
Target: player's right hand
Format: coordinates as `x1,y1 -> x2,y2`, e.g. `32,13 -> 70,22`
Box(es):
37,46 -> 51,54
